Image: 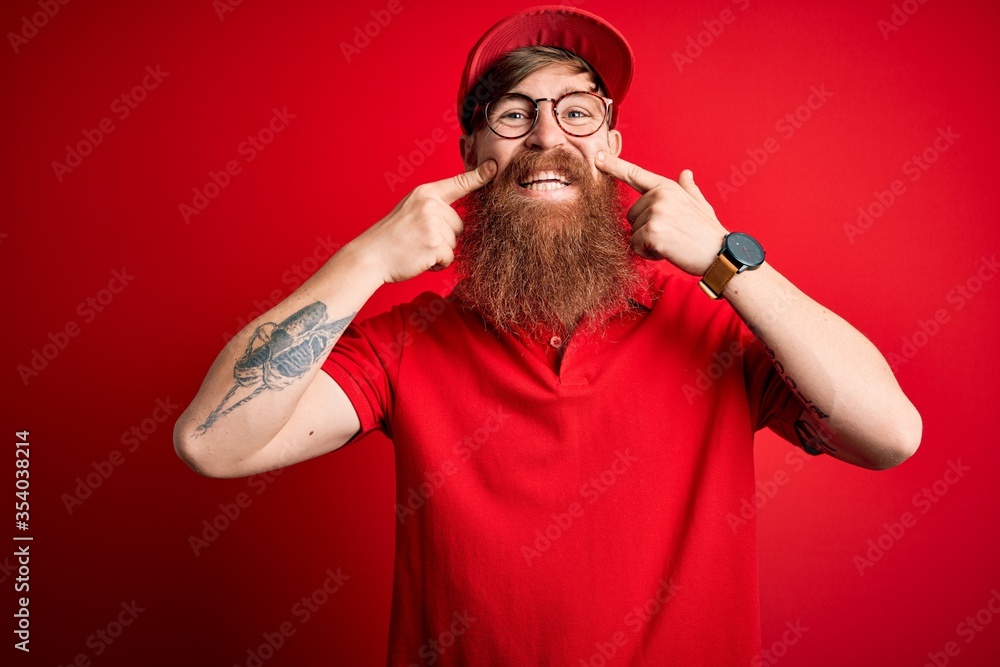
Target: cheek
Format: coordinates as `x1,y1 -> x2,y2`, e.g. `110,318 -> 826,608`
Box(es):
477,142 -> 518,176
575,144 -> 603,178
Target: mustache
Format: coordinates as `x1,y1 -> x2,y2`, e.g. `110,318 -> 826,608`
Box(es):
492,147 -> 591,188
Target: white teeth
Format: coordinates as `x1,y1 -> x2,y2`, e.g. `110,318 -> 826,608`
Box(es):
521,169 -> 571,186
524,181 -> 569,191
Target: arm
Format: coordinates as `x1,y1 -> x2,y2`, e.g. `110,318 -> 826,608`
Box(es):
595,151 -> 921,470
724,262 -> 922,469
173,160 -> 498,478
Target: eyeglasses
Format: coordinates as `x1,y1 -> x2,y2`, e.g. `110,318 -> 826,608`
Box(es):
481,91 -> 614,139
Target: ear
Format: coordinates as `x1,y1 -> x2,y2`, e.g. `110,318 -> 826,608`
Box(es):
606,128 -> 623,158
459,133 -> 477,170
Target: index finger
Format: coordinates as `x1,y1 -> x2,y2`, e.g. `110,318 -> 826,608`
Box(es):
595,152 -> 665,194
430,159 -> 497,204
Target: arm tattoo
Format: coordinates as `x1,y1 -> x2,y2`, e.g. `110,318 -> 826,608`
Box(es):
793,416 -> 833,456
752,331 -> 837,455
194,302 -> 354,437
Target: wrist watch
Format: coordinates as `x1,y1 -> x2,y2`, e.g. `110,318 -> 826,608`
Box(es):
698,232 -> 766,299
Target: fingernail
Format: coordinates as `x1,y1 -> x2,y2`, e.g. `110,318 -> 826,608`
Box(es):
484,160 -> 496,175
596,151 -> 606,162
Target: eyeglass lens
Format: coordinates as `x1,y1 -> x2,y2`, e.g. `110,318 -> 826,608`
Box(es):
486,92 -> 608,138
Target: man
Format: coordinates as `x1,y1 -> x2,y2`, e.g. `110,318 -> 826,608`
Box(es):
175,6 -> 921,664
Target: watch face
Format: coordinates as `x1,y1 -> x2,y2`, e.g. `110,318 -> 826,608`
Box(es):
724,232 -> 765,268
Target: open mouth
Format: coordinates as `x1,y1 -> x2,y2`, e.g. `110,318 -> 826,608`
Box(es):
518,169 -> 574,191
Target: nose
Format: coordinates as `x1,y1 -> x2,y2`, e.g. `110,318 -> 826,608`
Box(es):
524,99 -> 565,150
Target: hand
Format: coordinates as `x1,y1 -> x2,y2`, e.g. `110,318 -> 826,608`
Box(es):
354,160 -> 496,284
596,152 -> 728,275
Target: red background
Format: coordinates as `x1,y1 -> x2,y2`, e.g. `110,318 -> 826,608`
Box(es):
4,0 -> 999,665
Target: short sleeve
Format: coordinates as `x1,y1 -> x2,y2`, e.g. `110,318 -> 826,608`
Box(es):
740,325 -> 824,456
321,304 -> 405,443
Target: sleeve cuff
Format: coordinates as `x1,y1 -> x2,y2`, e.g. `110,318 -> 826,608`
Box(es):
321,355 -> 379,435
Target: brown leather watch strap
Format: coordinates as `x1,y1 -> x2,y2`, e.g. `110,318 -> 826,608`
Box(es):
698,254 -> 739,299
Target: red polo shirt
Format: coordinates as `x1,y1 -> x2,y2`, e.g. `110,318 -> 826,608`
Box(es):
321,266 -> 810,665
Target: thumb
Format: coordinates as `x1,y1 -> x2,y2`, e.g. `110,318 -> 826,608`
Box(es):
678,169 -> 711,208
435,159 -> 497,204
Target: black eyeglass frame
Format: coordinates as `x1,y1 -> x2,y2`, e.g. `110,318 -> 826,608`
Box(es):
478,90 -> 614,140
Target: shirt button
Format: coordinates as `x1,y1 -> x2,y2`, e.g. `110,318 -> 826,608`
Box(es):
549,336 -> 563,349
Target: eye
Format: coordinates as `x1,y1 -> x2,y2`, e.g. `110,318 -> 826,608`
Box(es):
502,111 -> 527,120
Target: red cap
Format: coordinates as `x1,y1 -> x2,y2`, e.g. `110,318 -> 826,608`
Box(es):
457,5 -> 634,134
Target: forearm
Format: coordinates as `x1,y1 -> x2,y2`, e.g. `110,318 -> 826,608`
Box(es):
173,240 -> 383,473
724,262 -> 922,469
172,160 -> 498,476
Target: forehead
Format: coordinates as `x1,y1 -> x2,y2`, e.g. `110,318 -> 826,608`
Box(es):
506,63 -> 598,98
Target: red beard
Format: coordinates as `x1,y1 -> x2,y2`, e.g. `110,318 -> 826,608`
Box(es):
453,147 -> 644,341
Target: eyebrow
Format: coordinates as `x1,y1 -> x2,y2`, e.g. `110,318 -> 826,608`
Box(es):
508,82 -> 600,98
